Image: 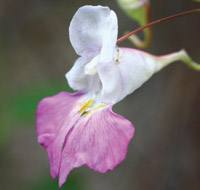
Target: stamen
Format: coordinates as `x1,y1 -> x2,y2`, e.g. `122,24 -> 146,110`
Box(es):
79,99 -> 107,116
79,99 -> 94,115
81,103 -> 107,116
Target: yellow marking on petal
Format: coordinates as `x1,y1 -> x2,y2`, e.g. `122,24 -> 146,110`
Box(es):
79,99 -> 94,115
93,104 -> 107,111
79,101 -> 107,117
83,103 -> 107,117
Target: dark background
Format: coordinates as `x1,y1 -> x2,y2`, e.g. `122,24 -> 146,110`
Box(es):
0,0 -> 199,190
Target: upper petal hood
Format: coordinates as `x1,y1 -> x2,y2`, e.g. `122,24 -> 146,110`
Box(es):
97,48 -> 157,104
67,6 -> 159,105
66,47 -> 159,105
69,5 -> 118,60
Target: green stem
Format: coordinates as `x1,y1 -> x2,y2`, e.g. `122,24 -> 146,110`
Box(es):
155,50 -> 200,72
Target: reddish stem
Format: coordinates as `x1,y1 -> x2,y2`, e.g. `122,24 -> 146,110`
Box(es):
117,8 -> 200,44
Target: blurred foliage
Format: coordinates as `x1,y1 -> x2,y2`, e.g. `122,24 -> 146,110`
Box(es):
117,0 -> 148,26
30,173 -> 85,190
117,0 -> 152,49
0,81 -> 71,145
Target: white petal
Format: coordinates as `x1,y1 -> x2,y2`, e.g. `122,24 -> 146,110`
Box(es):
99,10 -> 118,62
84,55 -> 100,75
116,48 -> 156,97
97,48 -> 157,104
69,5 -> 118,59
97,61 -> 124,104
66,57 -> 101,94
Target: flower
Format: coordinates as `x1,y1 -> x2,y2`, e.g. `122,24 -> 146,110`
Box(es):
36,5 -> 199,187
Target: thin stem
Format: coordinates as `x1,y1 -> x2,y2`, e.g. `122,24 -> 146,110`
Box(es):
117,8 -> 200,44
155,49 -> 200,72
128,2 -> 153,48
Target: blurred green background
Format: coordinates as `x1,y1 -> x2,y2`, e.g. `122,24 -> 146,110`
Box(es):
0,0 -> 199,190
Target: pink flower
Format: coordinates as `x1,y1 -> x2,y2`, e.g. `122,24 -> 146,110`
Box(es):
36,5 -> 195,187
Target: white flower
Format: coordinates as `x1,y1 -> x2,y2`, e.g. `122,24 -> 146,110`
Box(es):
66,5 -> 162,104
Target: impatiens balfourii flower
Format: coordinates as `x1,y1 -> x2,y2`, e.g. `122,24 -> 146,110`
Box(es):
36,5 -> 200,187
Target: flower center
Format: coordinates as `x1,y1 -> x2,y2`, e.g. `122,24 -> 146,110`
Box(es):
79,99 -> 94,115
79,99 -> 107,116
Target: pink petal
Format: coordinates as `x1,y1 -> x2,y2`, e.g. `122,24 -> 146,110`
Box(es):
36,92 -> 84,178
58,106 -> 134,187
36,92 -> 135,187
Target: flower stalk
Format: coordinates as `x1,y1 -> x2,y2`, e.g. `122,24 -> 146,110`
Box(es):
117,8 -> 200,71
127,2 -> 152,48
117,8 -> 200,43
